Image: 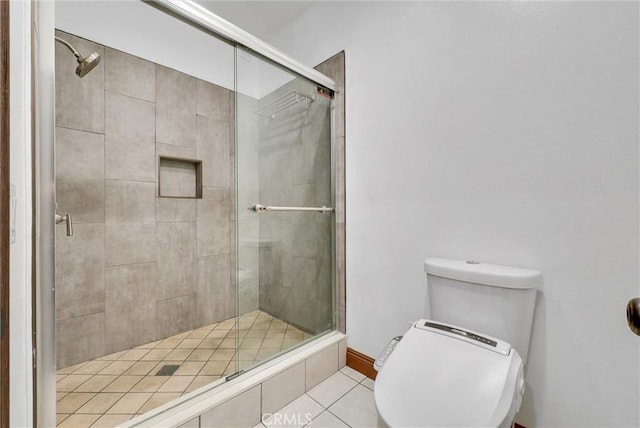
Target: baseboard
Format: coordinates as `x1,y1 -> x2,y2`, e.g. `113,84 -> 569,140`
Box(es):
346,347 -> 377,380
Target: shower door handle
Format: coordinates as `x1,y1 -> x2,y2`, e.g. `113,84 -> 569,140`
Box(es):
55,212 -> 74,237
253,204 -> 334,213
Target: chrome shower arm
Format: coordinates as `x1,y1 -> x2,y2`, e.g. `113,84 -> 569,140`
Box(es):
54,36 -> 80,60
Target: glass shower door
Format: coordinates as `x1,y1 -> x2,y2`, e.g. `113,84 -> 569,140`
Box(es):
235,46 -> 335,373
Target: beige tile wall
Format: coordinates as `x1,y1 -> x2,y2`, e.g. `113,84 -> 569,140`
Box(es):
55,30 -> 245,368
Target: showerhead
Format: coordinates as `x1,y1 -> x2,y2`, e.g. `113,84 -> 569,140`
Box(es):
76,52 -> 101,78
55,36 -> 101,78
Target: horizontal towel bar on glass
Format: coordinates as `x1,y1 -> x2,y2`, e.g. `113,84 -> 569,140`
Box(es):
253,204 -> 334,213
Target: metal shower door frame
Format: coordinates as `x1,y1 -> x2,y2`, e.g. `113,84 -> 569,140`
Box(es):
152,0 -> 336,92
33,1 -> 337,426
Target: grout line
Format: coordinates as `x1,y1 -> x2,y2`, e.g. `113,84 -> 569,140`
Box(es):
306,393 -> 327,410
304,355 -> 308,396
55,124 -> 105,136
104,259 -> 157,269
325,408 -> 353,428
308,372 -> 359,410
250,312 -> 273,356
103,177 -> 156,184
104,88 -> 156,105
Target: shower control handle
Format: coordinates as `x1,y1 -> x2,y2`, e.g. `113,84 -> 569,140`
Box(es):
55,212 -> 73,237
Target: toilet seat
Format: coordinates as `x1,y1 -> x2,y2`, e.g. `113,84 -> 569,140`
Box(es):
374,319 -> 524,428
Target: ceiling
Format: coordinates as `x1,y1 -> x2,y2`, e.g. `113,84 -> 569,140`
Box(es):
195,1 -> 314,40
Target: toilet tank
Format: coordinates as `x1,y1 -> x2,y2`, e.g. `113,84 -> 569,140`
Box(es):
425,258 -> 540,364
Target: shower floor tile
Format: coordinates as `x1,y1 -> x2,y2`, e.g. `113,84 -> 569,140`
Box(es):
56,310 -> 312,427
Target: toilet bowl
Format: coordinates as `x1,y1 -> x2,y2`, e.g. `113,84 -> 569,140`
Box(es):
373,258 -> 540,427
374,319 -> 524,428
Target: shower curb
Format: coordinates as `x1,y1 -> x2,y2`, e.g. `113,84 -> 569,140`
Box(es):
120,331 -> 347,428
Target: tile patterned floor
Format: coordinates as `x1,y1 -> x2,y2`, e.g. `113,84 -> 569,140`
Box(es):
56,310 -> 311,427
258,366 -> 377,428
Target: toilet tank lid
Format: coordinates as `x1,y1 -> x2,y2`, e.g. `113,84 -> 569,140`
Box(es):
424,258 -> 541,289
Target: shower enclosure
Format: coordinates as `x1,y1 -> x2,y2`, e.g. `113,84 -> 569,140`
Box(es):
48,1 -> 337,425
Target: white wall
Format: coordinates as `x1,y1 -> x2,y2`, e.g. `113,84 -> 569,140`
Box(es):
269,2 -> 639,427
55,0 -> 294,99
55,0 -> 243,93
9,0 -> 34,426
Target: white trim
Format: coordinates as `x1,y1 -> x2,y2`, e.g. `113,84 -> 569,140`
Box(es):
9,0 -> 34,425
122,331 -> 346,428
153,0 -> 337,91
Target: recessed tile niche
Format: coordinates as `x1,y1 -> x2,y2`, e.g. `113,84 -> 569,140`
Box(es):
158,156 -> 203,199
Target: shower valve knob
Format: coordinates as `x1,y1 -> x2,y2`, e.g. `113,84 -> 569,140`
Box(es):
55,212 -> 74,237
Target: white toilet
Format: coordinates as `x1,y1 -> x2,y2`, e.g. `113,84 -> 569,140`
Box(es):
374,258 -> 540,428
